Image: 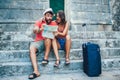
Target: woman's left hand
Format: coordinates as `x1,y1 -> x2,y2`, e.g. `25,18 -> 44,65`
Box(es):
53,31 -> 58,36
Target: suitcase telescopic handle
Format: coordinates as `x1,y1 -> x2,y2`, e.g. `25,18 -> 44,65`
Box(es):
82,23 -> 88,43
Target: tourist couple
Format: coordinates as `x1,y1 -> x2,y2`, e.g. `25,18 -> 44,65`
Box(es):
28,8 -> 71,79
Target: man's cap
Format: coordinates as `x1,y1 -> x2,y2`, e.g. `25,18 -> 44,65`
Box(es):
43,8 -> 54,15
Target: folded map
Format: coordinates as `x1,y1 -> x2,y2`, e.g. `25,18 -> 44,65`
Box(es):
42,25 -> 58,39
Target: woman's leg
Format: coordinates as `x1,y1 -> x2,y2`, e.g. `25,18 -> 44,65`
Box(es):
52,38 -> 61,67
52,38 -> 60,60
65,35 -> 71,63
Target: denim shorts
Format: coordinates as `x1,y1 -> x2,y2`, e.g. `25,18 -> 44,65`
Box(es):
30,40 -> 44,54
57,38 -> 66,50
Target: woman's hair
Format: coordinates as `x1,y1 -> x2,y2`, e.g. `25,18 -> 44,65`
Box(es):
57,10 -> 66,25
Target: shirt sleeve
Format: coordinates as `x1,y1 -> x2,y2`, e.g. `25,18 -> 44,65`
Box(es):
53,21 -> 57,25
34,21 -> 42,28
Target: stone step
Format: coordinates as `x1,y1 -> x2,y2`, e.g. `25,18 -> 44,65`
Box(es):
71,12 -> 111,24
1,70 -> 120,80
1,31 -> 120,41
0,48 -> 120,62
71,24 -> 113,31
0,24 -> 113,32
0,60 -> 81,77
0,58 -> 120,77
70,31 -> 120,39
71,0 -> 109,5
0,24 -> 115,33
1,39 -> 120,50
0,0 -> 48,9
0,41 -> 30,50
0,9 -> 43,21
71,3 -> 109,13
71,18 -> 111,25
0,20 -> 35,24
0,23 -> 34,32
71,39 -> 120,49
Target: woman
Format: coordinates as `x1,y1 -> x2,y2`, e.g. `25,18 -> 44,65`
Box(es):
53,10 -> 71,67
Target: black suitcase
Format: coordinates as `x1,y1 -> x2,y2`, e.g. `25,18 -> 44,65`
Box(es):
82,24 -> 101,77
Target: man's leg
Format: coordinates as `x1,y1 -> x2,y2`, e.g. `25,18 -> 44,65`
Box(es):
29,45 -> 40,78
29,41 -> 44,79
65,35 -> 71,63
44,38 -> 52,60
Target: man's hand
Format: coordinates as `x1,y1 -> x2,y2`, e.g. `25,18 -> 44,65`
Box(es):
33,27 -> 40,33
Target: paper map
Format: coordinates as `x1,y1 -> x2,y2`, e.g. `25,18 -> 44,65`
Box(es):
42,25 -> 58,39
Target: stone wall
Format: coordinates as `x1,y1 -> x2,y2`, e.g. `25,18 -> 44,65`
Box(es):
110,0 -> 120,31
65,0 -> 112,31
0,0 -> 120,77
0,0 -> 49,43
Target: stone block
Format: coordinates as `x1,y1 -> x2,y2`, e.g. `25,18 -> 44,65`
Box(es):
0,0 -> 48,9
102,58 -> 120,70
71,4 -> 109,13
70,31 -> 120,39
0,41 -> 30,50
0,9 -> 43,21
101,0 -> 109,5
71,0 -> 102,4
71,39 -> 120,49
71,24 -> 112,31
0,23 -> 34,32
1,32 -> 34,41
71,12 -> 111,24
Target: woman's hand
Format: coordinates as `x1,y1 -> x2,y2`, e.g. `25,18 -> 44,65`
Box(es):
53,31 -> 59,36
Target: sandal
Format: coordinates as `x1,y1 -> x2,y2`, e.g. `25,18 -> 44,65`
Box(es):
54,60 -> 61,67
65,59 -> 70,65
28,73 -> 40,79
42,59 -> 49,64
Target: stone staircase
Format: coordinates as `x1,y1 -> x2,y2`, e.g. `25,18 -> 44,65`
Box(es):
0,0 -> 120,77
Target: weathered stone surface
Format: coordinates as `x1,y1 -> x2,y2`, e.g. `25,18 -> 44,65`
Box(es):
71,0 -> 109,4
0,0 -> 48,9
1,70 -> 120,80
71,4 -> 109,13
0,58 -> 120,77
1,38 -> 120,50
0,23 -> 34,32
102,58 -> 120,70
0,23 -> 112,33
0,41 -> 30,50
68,0 -> 111,26
0,48 -> 120,62
71,12 -> 111,24
110,0 -> 120,31
70,31 -> 120,39
0,9 -> 43,21
0,60 -> 81,77
0,0 -> 120,77
72,39 -> 120,49
71,24 -> 112,31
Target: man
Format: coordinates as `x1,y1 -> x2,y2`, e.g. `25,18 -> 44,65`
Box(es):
28,8 -> 57,79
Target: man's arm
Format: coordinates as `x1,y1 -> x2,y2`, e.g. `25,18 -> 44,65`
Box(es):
33,18 -> 45,34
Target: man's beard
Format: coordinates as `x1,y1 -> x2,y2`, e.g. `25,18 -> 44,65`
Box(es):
45,19 -> 52,24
